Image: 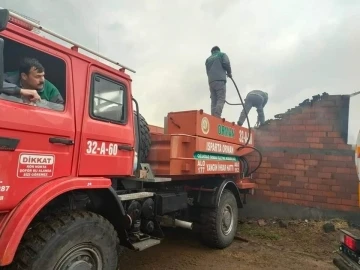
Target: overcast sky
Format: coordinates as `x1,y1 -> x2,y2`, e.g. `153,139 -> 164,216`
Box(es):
2,0 -> 360,143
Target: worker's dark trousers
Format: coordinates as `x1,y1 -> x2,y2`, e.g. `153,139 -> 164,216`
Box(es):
238,93 -> 265,125
209,80 -> 226,118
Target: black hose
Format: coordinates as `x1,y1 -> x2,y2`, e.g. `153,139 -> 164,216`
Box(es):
243,146 -> 263,175
228,77 -> 251,148
225,100 -> 242,106
227,76 -> 263,175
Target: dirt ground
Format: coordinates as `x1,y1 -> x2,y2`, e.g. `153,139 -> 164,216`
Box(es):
121,218 -> 354,270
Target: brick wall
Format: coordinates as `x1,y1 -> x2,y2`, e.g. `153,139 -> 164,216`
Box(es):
247,93 -> 359,212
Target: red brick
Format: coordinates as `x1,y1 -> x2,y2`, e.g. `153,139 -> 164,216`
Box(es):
274,192 -> 287,198
322,167 -> 337,173
298,154 -> 311,159
322,179 -> 337,186
320,100 -> 336,107
351,194 -> 358,201
280,126 -> 293,131
292,159 -> 304,165
266,136 -> 281,142
313,131 -> 326,138
296,189 -> 308,195
341,199 -> 358,207
338,144 -> 352,150
319,160 -> 343,167
331,186 -> 346,192
310,154 -> 326,161
319,137 -> 334,144
270,186 -> 283,193
301,194 -> 314,201
256,184 -> 271,190
263,190 -> 275,197
282,198 -> 297,204
261,162 -> 271,168
327,131 -> 340,138
255,167 -> 267,174
255,179 -> 267,185
282,186 -> 296,193
258,173 -> 271,179
327,198 -> 342,204
303,119 -> 317,125
267,179 -> 280,186
292,182 -> 305,188
304,183 -> 317,190
284,164 -> 296,170
291,170 -> 305,177
318,172 -> 332,179
272,152 -> 285,157
323,191 -> 337,197
305,160 -> 318,166
287,193 -> 301,200
336,167 -> 352,174
267,168 -> 280,174
324,155 -> 339,161
333,138 -> 345,144
310,143 -> 324,149
333,173 -> 354,181
291,112 -> 311,120
296,176 -> 309,183
294,143 -> 310,148
295,164 -> 308,170
279,169 -> 291,175
336,193 -> 352,200
334,205 -> 359,212
313,196 -> 327,203
318,125 -> 333,131
293,126 -> 306,131
317,184 -> 330,191
308,190 -> 324,196
254,190 -> 264,196
306,171 -> 319,178
305,125 -> 318,131
279,180 -> 291,187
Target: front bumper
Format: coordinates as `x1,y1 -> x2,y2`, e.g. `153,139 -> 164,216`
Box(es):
333,251 -> 360,270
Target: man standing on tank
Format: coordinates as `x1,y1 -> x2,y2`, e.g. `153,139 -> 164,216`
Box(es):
205,46 -> 232,118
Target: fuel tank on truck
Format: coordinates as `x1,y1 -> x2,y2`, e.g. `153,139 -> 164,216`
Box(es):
146,110 -> 255,178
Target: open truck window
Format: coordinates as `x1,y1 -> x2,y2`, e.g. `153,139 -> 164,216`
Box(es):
90,74 -> 127,123
0,36 -> 66,111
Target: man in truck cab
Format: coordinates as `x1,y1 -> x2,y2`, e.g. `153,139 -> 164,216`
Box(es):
1,81 -> 41,102
3,57 -> 64,104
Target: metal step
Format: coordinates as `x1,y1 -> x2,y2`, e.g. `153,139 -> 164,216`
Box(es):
118,192 -> 154,201
132,238 -> 161,251
131,177 -> 172,183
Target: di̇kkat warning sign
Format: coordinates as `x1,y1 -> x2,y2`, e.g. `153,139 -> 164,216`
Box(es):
17,153 -> 55,178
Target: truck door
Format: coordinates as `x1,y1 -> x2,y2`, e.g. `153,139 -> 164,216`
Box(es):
0,38 -> 75,210
78,66 -> 135,177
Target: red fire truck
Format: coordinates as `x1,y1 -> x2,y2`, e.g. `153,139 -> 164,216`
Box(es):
333,130 -> 360,270
0,8 -> 259,269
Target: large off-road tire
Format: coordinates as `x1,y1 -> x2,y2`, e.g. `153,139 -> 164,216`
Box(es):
8,211 -> 119,270
200,190 -> 238,249
134,111 -> 151,163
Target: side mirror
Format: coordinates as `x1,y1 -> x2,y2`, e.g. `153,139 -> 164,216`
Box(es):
0,38 -> 3,91
0,9 -> 10,32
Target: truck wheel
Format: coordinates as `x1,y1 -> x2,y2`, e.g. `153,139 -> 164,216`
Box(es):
200,190 -> 238,249
134,111 -> 151,163
9,211 -> 119,270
